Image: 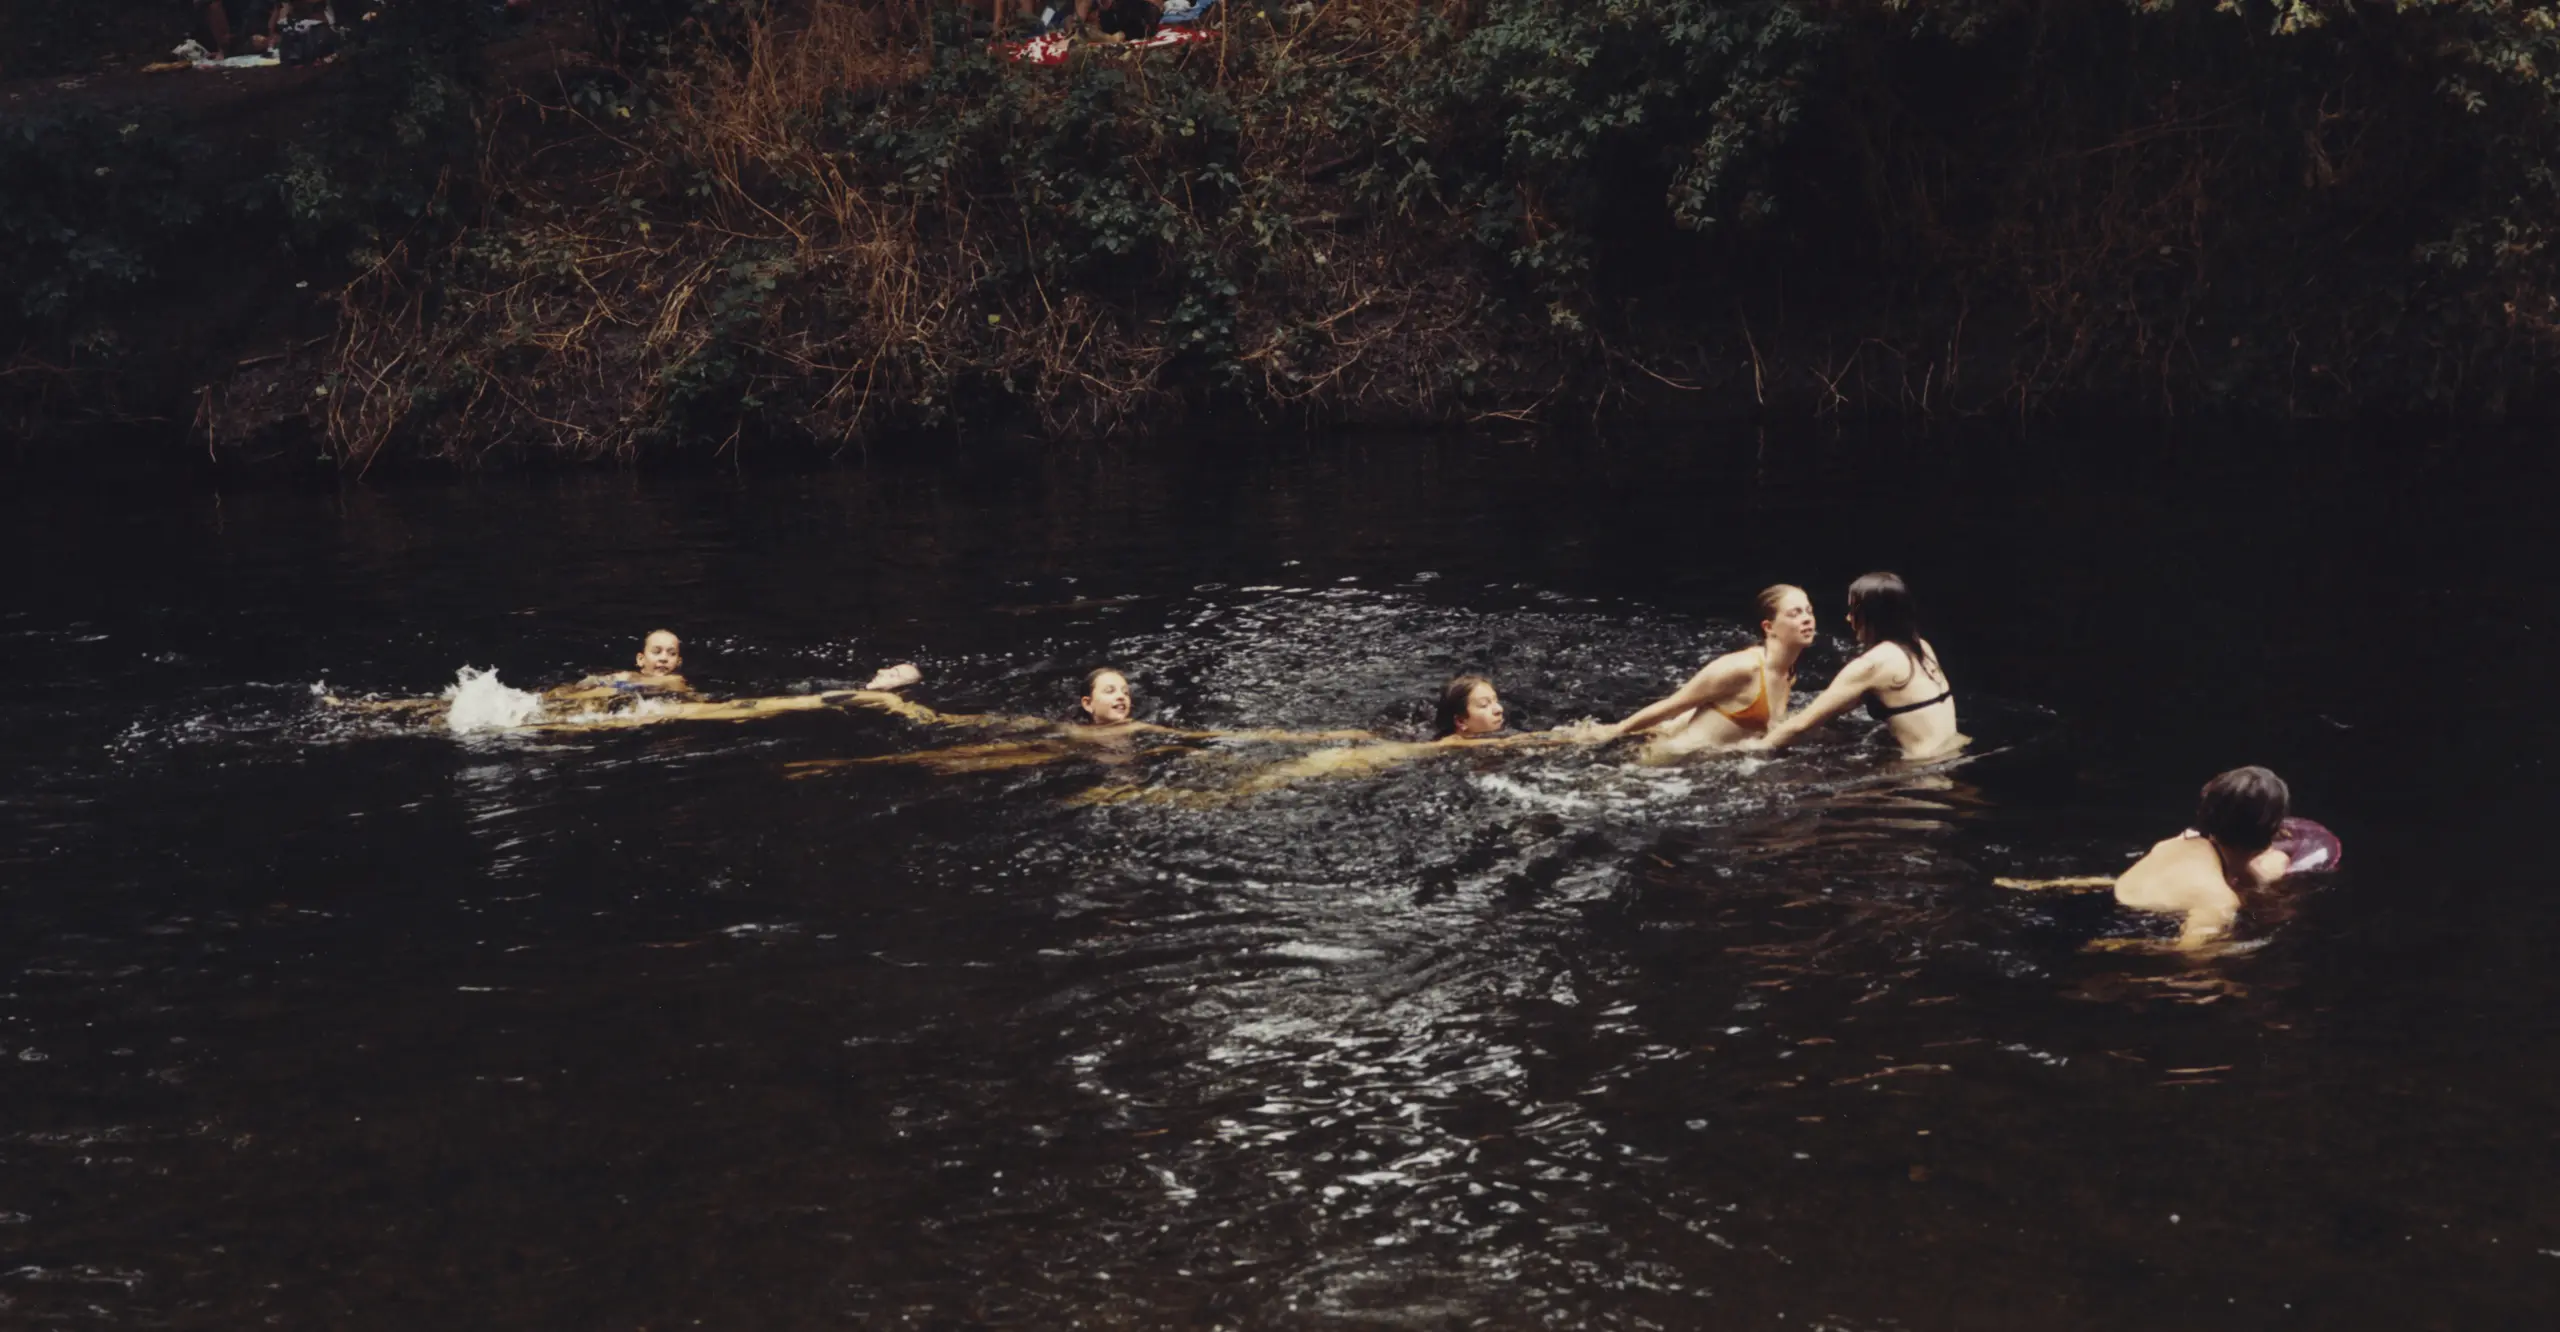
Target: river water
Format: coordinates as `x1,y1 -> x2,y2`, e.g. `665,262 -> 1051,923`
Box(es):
1,435 -> 2553,1328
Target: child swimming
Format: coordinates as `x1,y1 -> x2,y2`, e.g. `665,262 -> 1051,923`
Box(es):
326,628 -> 926,733
1070,673 -> 1581,804
827,664 -> 1383,778
1433,674 -> 1508,739
1999,766 -> 2341,951
1068,666 -> 1171,735
572,628 -> 690,694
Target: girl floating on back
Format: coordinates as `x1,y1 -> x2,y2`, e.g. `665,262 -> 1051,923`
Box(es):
1743,572 -> 1965,761
1064,672 -> 1573,805
326,629 -> 925,733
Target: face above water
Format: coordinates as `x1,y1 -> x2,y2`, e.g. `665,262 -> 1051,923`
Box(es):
1455,682 -> 1506,735
1766,590 -> 1817,649
1082,671 -> 1133,725
636,632 -> 684,677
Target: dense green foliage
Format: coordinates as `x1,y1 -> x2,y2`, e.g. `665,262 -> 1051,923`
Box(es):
273,4 -> 491,254
0,110 -> 203,346
0,3 -> 492,438
17,0 -> 2560,457
1,0 -> 161,80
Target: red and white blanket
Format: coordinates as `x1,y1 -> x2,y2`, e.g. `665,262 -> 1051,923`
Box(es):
998,25 -> 1218,65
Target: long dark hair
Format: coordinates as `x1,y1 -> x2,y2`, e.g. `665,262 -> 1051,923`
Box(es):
1846,571 -> 1939,688
1432,674 -> 1493,739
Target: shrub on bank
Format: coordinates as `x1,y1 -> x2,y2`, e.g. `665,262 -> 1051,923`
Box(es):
18,0 -> 2560,459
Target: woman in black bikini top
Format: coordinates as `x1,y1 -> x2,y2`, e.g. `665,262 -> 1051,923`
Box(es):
1744,571 -> 1964,760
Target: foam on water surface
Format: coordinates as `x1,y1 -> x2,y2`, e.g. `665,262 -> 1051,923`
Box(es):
442,667 -> 546,733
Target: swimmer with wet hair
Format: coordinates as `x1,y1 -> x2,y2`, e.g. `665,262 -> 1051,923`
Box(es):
1742,572 -> 1965,761
558,628 -> 692,699
1595,584 -> 1815,758
557,629 -> 917,703
2112,766 -> 2293,949
1081,673 -> 1569,803
330,626 -> 926,732
1433,674 -> 1508,739
1075,666 -> 1149,730
1272,672 -> 1530,777
629,628 -> 687,685
872,668 -> 1519,793
534,654 -> 929,728
2001,766 -> 2341,951
800,664 -> 1198,777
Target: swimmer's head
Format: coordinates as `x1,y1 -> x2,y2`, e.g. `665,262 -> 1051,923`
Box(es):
1846,571 -> 1937,678
1756,584 -> 1816,649
1079,667 -> 1134,726
1432,674 -> 1506,738
2196,766 -> 2289,855
635,629 -> 683,678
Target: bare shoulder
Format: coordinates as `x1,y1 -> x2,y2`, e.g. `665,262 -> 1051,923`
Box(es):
1840,643 -> 1900,683
1700,646 -> 1761,684
2113,836 -> 2207,908
2116,835 -> 2184,876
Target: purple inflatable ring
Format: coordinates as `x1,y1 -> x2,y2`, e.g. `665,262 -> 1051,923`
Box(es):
2272,817 -> 2343,877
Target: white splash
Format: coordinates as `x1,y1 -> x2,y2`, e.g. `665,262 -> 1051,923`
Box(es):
442,667 -> 545,733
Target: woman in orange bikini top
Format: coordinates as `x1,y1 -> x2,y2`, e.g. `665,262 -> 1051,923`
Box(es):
1715,651 -> 1778,728
1598,583 -> 1815,752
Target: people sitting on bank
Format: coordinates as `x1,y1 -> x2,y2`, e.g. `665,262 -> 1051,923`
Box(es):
1742,571 -> 1965,761
1076,0 -> 1163,39
188,0 -> 339,61
195,0 -> 271,56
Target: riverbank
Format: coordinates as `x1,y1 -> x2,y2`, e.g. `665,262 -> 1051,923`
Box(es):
11,0 -> 2560,466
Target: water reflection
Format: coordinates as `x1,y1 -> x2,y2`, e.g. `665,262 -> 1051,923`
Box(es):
0,454 -> 2553,1329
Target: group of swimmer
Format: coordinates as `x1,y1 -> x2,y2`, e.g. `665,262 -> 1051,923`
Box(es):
350,571 -> 2334,953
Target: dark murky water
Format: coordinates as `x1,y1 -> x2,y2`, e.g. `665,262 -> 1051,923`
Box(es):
2,436 -> 2555,1328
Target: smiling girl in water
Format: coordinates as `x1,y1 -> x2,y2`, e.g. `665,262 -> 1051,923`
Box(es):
1052,671 -> 1566,805
1743,572 -> 1965,761
1596,584 -> 1815,757
577,628 -> 690,693
1072,666 -> 1156,732
826,664 -> 1290,777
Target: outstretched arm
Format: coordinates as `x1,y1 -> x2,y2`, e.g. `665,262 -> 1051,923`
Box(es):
1212,725 -> 1379,743
825,689 -> 965,725
1607,657 -> 1745,739
1748,651 -> 1885,751
1993,875 -> 2118,891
